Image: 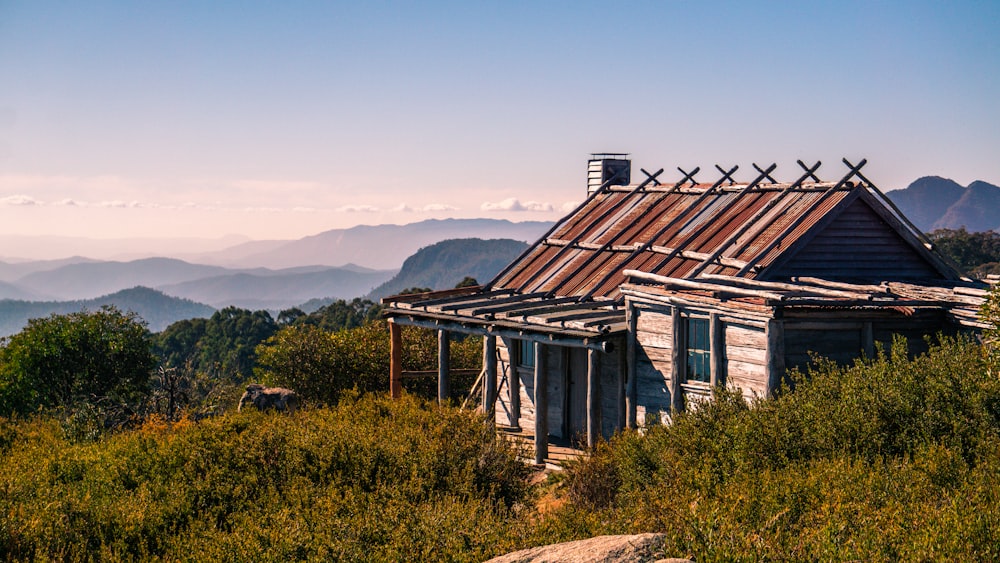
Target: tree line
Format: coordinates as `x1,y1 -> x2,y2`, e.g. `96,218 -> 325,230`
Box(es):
0,288 -> 482,432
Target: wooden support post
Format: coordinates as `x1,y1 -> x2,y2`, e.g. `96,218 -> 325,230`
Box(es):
862,322 -> 874,359
625,304 -> 639,429
534,341 -> 548,465
587,348 -> 602,449
389,320 -> 402,399
709,313 -> 724,388
766,319 -> 786,396
438,329 -> 450,404
510,342 -> 521,431
483,335 -> 497,421
670,307 -> 684,415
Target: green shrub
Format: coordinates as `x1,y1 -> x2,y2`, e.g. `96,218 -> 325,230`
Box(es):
546,335 -> 1000,561
255,321 -> 483,405
0,396 -> 532,562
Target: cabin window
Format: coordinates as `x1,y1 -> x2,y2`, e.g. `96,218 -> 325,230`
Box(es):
516,340 -> 535,368
686,317 -> 711,383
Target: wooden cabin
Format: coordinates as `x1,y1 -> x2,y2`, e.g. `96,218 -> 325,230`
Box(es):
382,156 -> 989,463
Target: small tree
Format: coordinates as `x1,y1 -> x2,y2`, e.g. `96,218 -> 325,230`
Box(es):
0,306 -> 155,417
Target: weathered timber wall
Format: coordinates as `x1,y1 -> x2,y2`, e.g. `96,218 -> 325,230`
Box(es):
495,337 -> 603,440
724,321 -> 768,400
633,304 -> 675,426
633,302 -> 771,422
783,310 -> 953,374
767,198 -> 941,281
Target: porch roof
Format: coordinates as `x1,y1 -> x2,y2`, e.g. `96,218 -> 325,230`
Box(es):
382,285 -> 626,349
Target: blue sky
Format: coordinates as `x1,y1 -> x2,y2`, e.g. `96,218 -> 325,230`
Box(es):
0,1 -> 997,242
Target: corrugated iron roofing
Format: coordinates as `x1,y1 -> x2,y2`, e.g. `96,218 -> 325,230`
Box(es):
490,183 -> 857,300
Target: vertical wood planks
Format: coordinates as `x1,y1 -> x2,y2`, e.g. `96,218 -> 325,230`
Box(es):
587,348 -> 601,449
626,303 -> 638,428
534,341 -> 548,465
484,335 -> 497,421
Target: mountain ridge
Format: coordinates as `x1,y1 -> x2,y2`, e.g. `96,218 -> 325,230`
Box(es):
0,287 -> 215,338
887,177 -> 1000,232
366,238 -> 529,301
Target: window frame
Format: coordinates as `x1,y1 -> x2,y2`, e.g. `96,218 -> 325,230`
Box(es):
515,339 -> 535,369
684,315 -> 712,385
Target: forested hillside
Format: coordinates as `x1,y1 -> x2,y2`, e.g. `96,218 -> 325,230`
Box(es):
929,228 -> 1000,277
0,287 -> 214,337
367,238 -> 528,300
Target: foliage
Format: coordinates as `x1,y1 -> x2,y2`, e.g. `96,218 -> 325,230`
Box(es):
546,336 -> 1000,560
152,307 -> 277,383
0,396 -> 532,562
255,321 -> 482,405
983,283 -> 1000,356
928,227 -> 1000,277
0,306 -> 155,417
280,297 -> 382,332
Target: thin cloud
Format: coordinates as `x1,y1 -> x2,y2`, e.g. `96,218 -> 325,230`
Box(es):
423,203 -> 459,212
0,194 -> 41,206
481,198 -> 553,212
337,204 -> 380,213
98,200 -> 143,208
390,203 -> 415,212
561,201 -> 581,212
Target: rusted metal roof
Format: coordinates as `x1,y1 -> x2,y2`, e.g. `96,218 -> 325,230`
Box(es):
620,272 -> 990,329
489,159 -> 961,301
383,158 -> 964,340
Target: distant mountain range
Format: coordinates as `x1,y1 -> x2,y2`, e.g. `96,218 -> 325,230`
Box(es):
0,234 -> 540,336
0,257 -> 395,309
186,218 -> 550,270
367,238 -> 528,301
0,287 -> 214,337
887,177 -> 1000,233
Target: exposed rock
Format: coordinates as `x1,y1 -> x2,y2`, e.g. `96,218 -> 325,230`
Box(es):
484,533 -> 692,563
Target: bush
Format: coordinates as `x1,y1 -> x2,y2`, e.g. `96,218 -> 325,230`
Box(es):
545,335 -> 1000,560
255,321 -> 483,405
0,396 -> 533,561
0,307 -> 155,418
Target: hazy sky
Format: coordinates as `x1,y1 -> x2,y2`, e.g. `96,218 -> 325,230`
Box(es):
1,1 -> 997,242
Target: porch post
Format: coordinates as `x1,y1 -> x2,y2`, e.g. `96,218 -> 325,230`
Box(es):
438,329 -> 450,404
587,348 -> 602,449
510,343 -> 521,431
625,303 -> 638,429
389,320 -> 402,399
533,341 -> 548,465
483,335 -> 497,421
